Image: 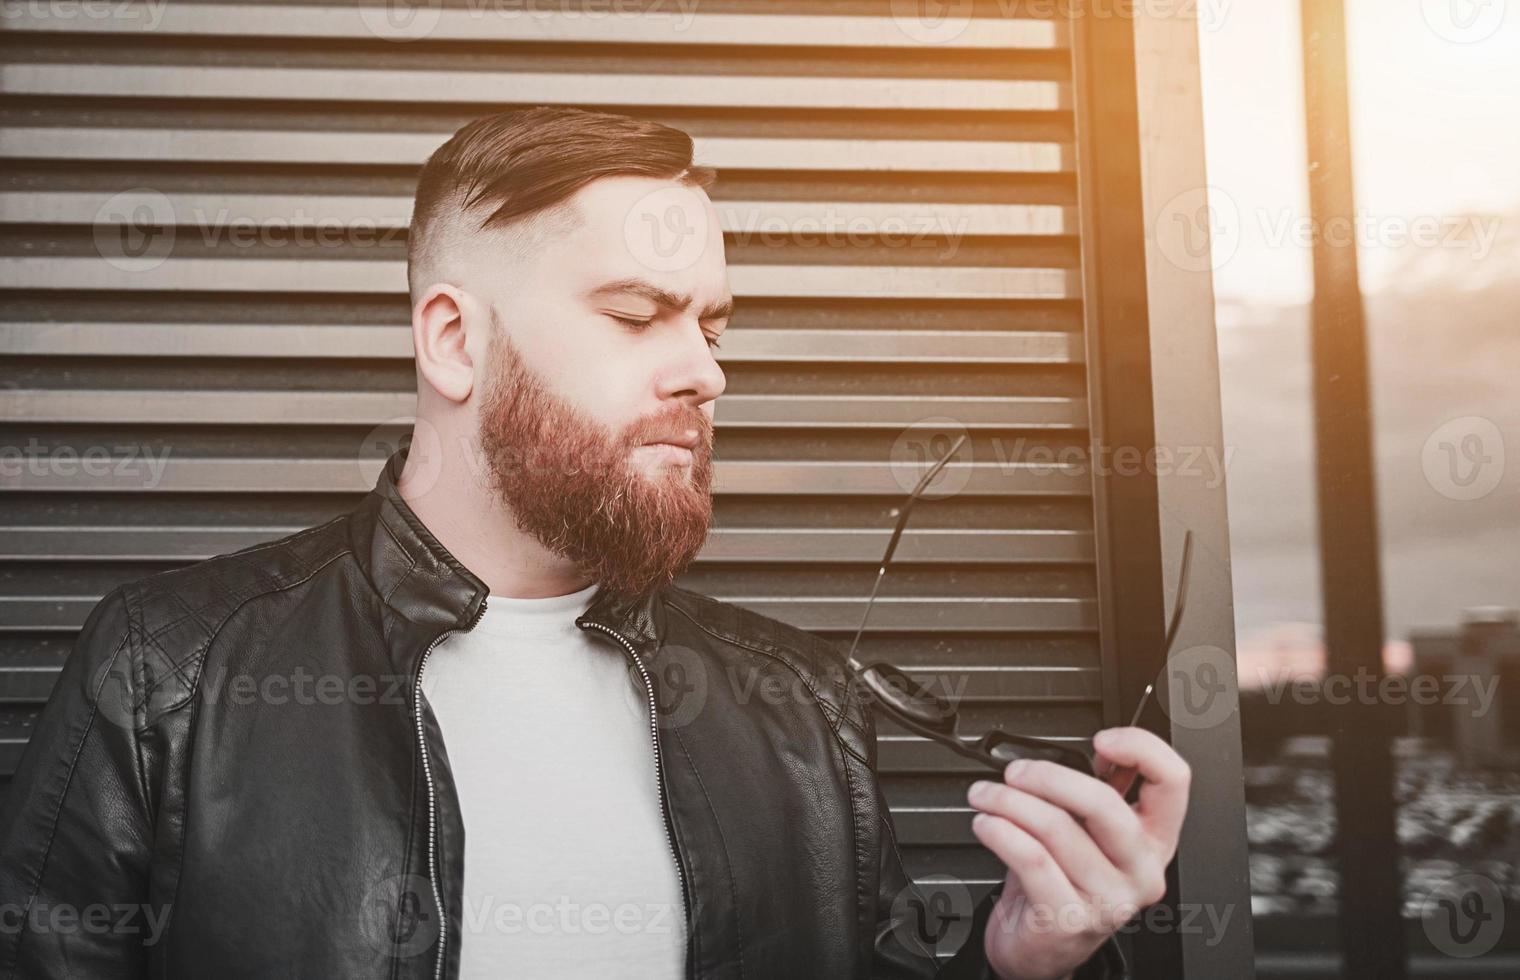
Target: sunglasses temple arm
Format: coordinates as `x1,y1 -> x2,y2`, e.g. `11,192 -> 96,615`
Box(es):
845,566 -> 887,671
845,434 -> 968,671
1099,530 -> 1196,792
1118,530 -> 1197,727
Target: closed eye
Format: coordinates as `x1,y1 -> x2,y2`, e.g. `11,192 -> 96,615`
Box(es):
610,312 -> 722,350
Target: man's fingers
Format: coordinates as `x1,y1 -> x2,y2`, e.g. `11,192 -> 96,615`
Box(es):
996,759 -> 1147,876
967,781 -> 1125,898
1092,727 -> 1191,847
971,812 -> 1082,911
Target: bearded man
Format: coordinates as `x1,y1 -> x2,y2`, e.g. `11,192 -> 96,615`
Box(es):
0,106 -> 1189,980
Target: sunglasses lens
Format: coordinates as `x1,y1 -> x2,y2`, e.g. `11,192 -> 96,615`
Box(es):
980,730 -> 1094,775
858,663 -> 957,734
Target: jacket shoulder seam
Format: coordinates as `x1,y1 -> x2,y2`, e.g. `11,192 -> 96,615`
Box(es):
137,545 -> 355,721
664,599 -> 871,769
663,585 -> 862,735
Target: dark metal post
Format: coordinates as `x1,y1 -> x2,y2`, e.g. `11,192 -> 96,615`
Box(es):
1299,1 -> 1408,976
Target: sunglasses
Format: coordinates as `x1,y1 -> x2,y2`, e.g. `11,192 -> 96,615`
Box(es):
842,433 -> 1194,798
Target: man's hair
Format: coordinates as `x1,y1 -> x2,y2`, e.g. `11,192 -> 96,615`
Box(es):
407,105 -> 718,301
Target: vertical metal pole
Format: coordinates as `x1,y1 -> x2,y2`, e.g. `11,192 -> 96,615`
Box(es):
1299,1 -> 1408,976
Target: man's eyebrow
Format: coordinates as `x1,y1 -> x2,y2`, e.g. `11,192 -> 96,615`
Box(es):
588,278 -> 735,321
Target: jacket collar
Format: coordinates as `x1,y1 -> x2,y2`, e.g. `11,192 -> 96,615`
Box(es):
347,444 -> 666,659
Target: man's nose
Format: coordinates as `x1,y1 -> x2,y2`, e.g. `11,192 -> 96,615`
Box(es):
661,328 -> 727,407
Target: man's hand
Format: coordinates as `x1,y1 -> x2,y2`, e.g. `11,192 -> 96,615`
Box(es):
965,727 -> 1191,980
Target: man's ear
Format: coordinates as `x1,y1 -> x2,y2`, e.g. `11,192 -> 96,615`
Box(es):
411,283 -> 478,404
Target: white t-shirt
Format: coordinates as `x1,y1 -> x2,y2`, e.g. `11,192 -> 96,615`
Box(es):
419,580 -> 686,979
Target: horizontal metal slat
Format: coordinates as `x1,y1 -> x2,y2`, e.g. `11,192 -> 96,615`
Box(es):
878,735 -> 1092,773
0,662 -> 1099,706
0,390 -> 1087,428
0,324 -> 1085,364
0,129 -> 1076,173
0,65 -> 1069,111
2,3 -> 1068,49
891,806 -> 989,844
0,595 -> 1096,633
0,459 -> 1091,495
0,527 -> 1094,563
0,193 -> 1077,238
0,666 -> 56,703
0,722 -> 1087,781
0,259 -> 1080,300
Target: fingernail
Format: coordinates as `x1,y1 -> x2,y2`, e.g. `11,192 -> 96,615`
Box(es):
967,780 -> 993,804
1005,759 -> 1027,780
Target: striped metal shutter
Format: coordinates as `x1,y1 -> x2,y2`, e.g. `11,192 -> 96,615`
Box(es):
0,0 -> 1099,946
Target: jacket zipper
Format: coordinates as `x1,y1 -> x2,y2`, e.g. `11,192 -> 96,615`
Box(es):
413,601 -> 485,980
577,619 -> 694,979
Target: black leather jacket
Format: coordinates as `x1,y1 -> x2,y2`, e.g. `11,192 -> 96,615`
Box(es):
0,448 -> 1123,979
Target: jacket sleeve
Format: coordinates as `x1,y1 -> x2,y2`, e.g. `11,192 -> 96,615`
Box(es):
0,586 -> 158,977
851,677 -> 1129,980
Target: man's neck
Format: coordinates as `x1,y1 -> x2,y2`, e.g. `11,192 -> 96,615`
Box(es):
397,448 -> 596,600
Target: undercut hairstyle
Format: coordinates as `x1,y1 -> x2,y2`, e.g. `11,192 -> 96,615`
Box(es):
407,105 -> 718,302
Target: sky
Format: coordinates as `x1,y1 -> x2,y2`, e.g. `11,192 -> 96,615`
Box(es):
1196,0 -> 1520,305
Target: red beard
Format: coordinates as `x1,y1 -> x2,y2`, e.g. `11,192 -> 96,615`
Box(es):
476,312 -> 715,602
